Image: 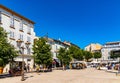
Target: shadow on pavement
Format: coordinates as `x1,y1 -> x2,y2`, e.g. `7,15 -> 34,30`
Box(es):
0,73 -> 12,78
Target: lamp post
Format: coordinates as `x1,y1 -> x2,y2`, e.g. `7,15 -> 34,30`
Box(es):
25,41 -> 30,72
21,46 -> 25,81
16,39 -> 25,81
25,41 -> 30,55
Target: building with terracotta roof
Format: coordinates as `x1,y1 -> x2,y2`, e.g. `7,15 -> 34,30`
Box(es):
84,43 -> 102,53
0,4 -> 35,72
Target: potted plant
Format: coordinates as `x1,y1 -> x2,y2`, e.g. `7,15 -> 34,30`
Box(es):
0,58 -> 4,74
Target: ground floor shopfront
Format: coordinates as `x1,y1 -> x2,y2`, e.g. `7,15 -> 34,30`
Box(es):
3,55 -> 34,73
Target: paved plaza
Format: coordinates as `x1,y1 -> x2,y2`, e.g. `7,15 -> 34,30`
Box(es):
0,68 -> 120,83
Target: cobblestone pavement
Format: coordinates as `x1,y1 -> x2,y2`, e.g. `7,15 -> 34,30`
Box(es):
0,68 -> 120,83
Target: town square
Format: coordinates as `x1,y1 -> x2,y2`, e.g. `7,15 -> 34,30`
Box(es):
1,68 -> 120,83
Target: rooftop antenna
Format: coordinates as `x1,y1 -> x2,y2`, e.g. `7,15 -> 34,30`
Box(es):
46,32 -> 48,39
44,32 -> 48,40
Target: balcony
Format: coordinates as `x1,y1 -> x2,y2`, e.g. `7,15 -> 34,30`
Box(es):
19,28 -> 24,32
16,39 -> 23,43
9,37 -> 15,40
10,25 -> 15,29
27,32 -> 31,35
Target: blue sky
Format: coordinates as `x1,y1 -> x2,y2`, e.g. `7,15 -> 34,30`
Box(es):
1,0 -> 120,48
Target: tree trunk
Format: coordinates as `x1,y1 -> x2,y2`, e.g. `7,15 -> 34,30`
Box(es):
97,58 -> 98,62
43,64 -> 46,72
62,64 -> 65,70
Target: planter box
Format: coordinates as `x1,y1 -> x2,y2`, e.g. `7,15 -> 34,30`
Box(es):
0,67 -> 3,74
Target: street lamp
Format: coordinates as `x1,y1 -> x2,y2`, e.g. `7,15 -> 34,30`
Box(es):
25,41 -> 31,54
25,41 -> 31,72
21,46 -> 25,81
16,39 -> 25,81
16,39 -> 23,48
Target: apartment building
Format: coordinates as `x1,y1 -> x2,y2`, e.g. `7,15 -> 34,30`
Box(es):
84,43 -> 102,53
101,41 -> 120,61
35,37 -> 71,67
0,5 -> 35,70
47,38 -> 70,67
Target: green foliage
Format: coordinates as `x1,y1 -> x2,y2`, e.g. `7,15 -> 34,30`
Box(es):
74,50 -> 83,60
0,58 -> 4,67
93,52 -> 101,59
33,37 -> 52,67
110,51 -> 120,59
84,51 -> 93,62
68,46 -> 83,61
67,46 -> 93,62
0,27 -> 18,67
57,48 -> 72,66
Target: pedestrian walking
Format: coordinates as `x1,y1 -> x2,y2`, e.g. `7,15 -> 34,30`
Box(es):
33,64 -> 36,71
118,64 -> 120,72
116,64 -> 120,76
